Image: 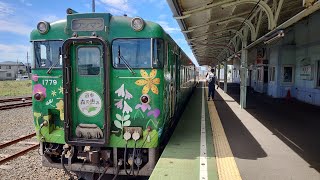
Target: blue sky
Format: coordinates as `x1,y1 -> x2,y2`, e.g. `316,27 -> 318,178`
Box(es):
0,0 -> 198,66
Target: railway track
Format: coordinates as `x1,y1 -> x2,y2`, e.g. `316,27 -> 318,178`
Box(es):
0,133 -> 38,165
0,96 -> 32,110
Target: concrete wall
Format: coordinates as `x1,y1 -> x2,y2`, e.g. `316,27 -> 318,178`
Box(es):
266,10 -> 320,106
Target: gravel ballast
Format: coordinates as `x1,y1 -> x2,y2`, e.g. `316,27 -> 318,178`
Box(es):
0,107 -> 67,179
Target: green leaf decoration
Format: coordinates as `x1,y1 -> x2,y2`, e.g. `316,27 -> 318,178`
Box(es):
123,115 -> 130,120
88,106 -> 97,112
123,120 -> 131,127
114,120 -> 122,129
116,114 -> 122,120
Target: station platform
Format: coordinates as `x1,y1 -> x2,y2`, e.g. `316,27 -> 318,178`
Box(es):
150,82 -> 240,180
150,81 -> 320,180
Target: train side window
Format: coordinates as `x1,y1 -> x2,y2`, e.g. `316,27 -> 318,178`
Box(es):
40,45 -> 47,66
33,41 -> 63,68
152,39 -> 164,68
77,47 -> 100,75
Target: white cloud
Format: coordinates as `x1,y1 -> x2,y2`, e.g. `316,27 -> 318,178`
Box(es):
158,14 -> 167,20
42,15 -> 60,22
84,3 -> 91,9
108,8 -> 124,15
0,2 -> 33,36
155,0 -> 166,9
99,0 -> 137,15
20,0 -> 32,6
0,2 -> 14,17
156,21 -> 180,33
0,20 -> 33,36
0,44 -> 30,62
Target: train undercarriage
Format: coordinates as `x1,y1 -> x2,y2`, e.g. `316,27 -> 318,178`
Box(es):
40,142 -> 159,179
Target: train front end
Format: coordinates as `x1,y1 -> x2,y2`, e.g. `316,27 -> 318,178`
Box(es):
31,11 -> 167,178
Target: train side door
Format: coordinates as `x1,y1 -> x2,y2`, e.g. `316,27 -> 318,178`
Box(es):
63,38 -> 109,146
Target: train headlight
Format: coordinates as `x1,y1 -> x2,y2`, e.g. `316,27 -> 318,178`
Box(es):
37,21 -> 50,34
140,94 -> 150,104
34,92 -> 45,101
131,17 -> 144,31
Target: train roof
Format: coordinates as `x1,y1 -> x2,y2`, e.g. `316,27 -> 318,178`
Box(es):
30,12 -> 194,66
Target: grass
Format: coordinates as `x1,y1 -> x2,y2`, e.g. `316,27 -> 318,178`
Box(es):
0,80 -> 32,97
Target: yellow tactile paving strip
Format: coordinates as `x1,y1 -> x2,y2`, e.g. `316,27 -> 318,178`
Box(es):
206,88 -> 242,180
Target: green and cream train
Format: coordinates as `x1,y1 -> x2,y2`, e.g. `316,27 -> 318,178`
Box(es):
31,9 -> 196,179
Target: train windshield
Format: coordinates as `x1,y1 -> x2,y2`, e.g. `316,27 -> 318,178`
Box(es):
33,41 -> 63,68
112,38 -> 164,68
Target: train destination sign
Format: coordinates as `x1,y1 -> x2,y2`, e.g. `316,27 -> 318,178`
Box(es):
71,18 -> 104,31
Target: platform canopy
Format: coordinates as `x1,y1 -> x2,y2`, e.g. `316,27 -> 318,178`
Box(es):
167,0 -> 320,66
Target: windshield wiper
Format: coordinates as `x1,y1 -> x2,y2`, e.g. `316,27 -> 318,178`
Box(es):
118,46 -> 135,75
154,58 -> 162,67
46,59 -> 60,74
47,47 -> 62,74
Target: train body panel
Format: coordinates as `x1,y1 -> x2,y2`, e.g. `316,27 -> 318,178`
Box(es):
31,11 -> 197,178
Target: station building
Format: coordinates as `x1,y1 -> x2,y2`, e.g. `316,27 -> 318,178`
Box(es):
242,10 -> 320,106
168,0 -> 320,108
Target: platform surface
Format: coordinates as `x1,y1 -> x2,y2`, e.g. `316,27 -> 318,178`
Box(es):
149,83 -> 218,180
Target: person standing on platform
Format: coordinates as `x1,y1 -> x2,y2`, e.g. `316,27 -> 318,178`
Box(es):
206,69 -> 216,101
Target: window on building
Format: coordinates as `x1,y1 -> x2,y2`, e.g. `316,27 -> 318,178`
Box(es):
6,73 -> 11,77
6,66 -> 11,69
282,65 -> 294,83
317,61 -> 320,87
257,67 -> 262,82
270,66 -> 276,82
0,66 -> 1,69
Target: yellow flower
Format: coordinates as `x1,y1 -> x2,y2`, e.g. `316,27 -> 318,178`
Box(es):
56,100 -> 64,120
135,69 -> 160,95
51,90 -> 57,97
58,86 -> 63,94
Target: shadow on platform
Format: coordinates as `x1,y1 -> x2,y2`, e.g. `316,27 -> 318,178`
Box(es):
213,90 -> 268,160
218,82 -> 320,172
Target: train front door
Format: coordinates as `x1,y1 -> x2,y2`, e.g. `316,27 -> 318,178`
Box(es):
63,38 -> 109,146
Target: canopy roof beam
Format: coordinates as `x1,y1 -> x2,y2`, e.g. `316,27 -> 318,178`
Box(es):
188,11 -> 251,30
221,0 -> 276,29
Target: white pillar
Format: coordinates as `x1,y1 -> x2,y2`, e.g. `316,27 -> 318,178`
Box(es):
224,60 -> 228,93
240,38 -> 248,109
217,62 -> 221,87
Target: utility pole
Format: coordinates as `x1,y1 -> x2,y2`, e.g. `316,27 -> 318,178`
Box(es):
92,0 -> 95,12
26,52 -> 30,78
17,58 -> 20,79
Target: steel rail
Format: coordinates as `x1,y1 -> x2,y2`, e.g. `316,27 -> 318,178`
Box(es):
0,102 -> 33,110
0,133 -> 36,149
0,144 -> 39,165
0,96 -> 32,103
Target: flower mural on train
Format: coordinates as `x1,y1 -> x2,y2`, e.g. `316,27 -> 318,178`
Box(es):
135,69 -> 160,95
32,74 -> 39,82
113,84 -> 133,134
56,100 -> 64,120
135,102 -> 151,112
33,84 -> 47,97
